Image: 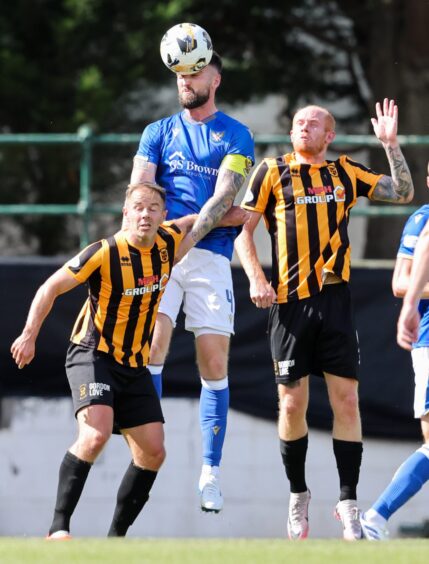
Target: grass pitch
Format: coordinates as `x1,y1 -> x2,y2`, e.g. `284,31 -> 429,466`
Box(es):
0,538 -> 428,564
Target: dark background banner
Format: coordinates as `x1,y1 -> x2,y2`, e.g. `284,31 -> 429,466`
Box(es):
1,260 -> 420,440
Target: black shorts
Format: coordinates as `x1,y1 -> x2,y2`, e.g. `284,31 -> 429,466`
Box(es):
268,283 -> 360,384
65,343 -> 164,433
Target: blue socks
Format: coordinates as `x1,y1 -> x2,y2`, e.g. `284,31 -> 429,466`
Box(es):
199,377 -> 229,467
372,445 -> 429,520
147,364 -> 163,399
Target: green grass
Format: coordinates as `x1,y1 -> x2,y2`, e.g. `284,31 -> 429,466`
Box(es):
0,538 -> 428,564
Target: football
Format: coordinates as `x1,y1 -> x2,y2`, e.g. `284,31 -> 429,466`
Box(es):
160,23 -> 213,75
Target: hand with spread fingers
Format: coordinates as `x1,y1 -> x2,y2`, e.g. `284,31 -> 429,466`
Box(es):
371,98 -> 399,146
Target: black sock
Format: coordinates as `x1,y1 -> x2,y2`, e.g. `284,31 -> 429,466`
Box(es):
280,435 -> 308,493
333,438 -> 363,501
49,451 -> 92,535
108,463 -> 158,537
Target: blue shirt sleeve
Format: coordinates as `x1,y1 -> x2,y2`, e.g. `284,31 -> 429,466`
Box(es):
136,121 -> 162,165
230,126 -> 255,165
398,208 -> 429,258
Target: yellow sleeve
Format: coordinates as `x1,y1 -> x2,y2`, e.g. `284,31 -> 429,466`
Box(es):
63,240 -> 104,283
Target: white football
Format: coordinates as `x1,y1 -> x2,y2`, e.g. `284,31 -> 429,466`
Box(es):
160,23 -> 213,75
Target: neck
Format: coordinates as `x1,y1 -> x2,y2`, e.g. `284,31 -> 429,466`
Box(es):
184,101 -> 218,122
293,150 -> 327,165
124,231 -> 155,249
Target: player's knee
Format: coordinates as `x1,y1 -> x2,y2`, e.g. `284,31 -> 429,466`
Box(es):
200,356 -> 227,380
332,391 -> 359,422
78,427 -> 111,458
135,443 -> 166,470
152,444 -> 166,468
279,394 -> 306,421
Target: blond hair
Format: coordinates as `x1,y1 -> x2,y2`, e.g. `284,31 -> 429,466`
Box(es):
125,182 -> 166,205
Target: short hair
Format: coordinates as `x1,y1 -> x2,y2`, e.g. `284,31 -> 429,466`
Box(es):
292,105 -> 336,131
209,51 -> 223,74
125,182 -> 166,206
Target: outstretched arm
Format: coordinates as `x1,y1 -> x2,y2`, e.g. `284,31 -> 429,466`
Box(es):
11,268 -> 80,369
370,98 -> 414,204
235,211 -> 277,308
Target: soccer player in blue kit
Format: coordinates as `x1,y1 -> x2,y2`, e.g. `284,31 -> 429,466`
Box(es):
361,162 -> 429,540
130,51 -> 255,512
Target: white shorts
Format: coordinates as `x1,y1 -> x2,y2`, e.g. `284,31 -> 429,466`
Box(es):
411,347 -> 429,418
158,247 -> 235,336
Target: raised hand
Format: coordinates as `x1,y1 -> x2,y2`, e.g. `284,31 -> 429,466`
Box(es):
371,98 -> 398,146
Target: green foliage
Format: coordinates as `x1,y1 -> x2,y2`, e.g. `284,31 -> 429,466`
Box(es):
0,0 -> 426,254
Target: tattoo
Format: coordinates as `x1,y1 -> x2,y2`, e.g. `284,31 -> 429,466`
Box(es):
371,146 -> 414,203
190,169 -> 245,243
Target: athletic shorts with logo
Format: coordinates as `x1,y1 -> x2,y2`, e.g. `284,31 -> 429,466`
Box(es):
66,343 -> 164,432
268,283 -> 360,384
158,247 -> 234,336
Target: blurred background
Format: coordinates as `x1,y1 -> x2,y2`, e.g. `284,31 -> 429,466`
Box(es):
1,0 -> 429,539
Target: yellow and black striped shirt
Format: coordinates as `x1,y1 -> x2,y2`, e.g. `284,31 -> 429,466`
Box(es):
64,223 -> 184,367
241,153 -> 383,303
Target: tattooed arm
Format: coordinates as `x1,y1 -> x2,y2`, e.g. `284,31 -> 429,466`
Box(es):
189,167 -> 246,244
171,168 -> 246,262
370,98 -> 414,203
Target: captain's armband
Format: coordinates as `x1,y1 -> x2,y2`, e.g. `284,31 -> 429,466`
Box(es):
220,154 -> 253,178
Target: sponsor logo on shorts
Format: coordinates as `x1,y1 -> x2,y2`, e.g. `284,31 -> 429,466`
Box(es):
79,384 -> 87,400
274,359 -> 295,376
89,382 -> 111,397
123,273 -> 169,296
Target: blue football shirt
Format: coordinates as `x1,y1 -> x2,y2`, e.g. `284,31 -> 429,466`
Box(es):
397,204 -> 429,347
136,110 -> 255,260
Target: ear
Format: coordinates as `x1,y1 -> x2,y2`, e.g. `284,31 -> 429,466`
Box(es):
213,73 -> 221,90
326,130 -> 336,144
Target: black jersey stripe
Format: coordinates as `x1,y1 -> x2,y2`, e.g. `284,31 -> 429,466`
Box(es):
158,227 -> 177,271
266,189 -> 280,293
101,236 -> 123,356
300,165 -> 320,296
320,164 -> 336,262
136,244 -> 163,366
334,163 -> 354,275
121,244 -> 145,367
248,161 -> 270,207
85,266 -> 102,349
275,159 -> 298,300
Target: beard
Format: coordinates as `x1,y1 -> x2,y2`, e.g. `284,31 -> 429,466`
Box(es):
292,137 -> 326,156
178,87 -> 210,110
